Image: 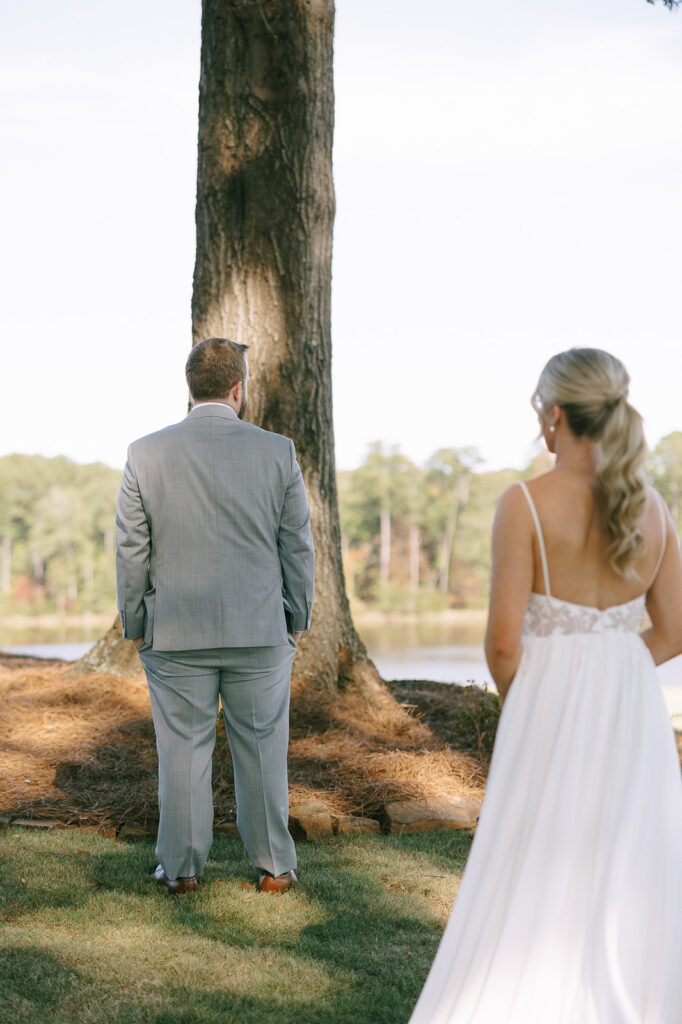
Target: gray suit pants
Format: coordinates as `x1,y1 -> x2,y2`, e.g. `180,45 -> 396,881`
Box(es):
140,641 -> 297,880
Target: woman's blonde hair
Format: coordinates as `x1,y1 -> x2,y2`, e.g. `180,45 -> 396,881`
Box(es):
532,348 -> 648,578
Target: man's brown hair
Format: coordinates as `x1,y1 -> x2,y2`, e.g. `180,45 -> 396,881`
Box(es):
185,338 -> 249,401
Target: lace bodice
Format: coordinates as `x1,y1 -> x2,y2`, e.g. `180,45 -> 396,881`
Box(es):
523,592 -> 646,638
517,481 -> 660,639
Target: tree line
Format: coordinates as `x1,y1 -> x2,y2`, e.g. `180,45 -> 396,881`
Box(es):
1,435 -> 681,617
340,433 -> 682,612
0,454 -> 120,615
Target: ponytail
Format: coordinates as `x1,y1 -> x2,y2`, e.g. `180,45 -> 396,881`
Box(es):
596,398 -> 647,578
533,348 -> 649,579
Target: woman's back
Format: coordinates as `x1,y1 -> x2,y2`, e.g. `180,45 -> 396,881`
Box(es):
524,467 -> 665,610
409,349 -> 682,1024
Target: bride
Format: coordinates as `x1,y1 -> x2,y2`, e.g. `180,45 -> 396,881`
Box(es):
409,349 -> 682,1023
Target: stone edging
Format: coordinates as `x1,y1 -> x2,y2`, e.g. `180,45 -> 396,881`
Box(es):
0,794 -> 482,842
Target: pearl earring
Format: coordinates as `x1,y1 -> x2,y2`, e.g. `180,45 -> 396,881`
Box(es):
549,425 -> 556,434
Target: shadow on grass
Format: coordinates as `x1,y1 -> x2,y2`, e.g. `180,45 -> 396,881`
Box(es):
0,948 -> 81,1018
0,830 -> 472,1024
0,833 -> 158,921
168,834 -> 469,1023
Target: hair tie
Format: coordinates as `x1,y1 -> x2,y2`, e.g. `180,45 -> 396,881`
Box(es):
609,389 -> 627,407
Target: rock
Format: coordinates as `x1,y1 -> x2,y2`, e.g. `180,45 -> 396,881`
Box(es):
10,818 -> 58,830
384,796 -> 481,834
331,814 -> 380,836
74,824 -> 117,840
288,802 -> 333,840
213,821 -> 240,837
117,822 -> 153,842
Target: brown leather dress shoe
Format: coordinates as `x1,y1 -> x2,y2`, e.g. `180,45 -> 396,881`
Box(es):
154,864 -> 198,895
257,869 -> 298,893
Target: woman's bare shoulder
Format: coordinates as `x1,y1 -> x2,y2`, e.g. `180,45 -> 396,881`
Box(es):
494,481 -> 540,534
507,469 -> 569,509
496,480 -> 530,512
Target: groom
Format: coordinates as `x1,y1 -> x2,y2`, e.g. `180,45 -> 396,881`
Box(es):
115,337 -> 315,894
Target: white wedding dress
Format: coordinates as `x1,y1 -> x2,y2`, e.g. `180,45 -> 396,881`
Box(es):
409,483 -> 682,1024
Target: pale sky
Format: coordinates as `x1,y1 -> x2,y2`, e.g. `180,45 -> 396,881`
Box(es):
2,0 -> 681,473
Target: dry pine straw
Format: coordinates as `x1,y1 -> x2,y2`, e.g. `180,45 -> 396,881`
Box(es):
0,656 -> 492,834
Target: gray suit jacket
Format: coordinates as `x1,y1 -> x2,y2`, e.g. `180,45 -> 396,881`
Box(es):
115,404 -> 315,651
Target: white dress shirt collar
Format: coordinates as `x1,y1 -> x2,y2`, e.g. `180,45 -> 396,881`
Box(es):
189,402 -> 238,419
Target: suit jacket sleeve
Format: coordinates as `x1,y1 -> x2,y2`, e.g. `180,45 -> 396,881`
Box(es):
278,440 -> 315,632
115,446 -> 151,639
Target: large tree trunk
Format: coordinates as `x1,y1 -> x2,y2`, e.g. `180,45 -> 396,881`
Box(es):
438,491 -> 460,595
192,0 -> 380,695
409,523 -> 420,609
68,616 -> 143,680
80,0 -> 382,697
379,504 -> 391,585
438,476 -> 470,595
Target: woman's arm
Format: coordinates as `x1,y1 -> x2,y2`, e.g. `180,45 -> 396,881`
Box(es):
485,485 -> 535,704
642,499 -> 682,665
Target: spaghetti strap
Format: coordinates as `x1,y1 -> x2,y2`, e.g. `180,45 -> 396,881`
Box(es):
647,491 -> 667,589
519,482 -> 552,597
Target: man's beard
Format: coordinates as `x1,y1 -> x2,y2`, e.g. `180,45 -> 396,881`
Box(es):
238,395 -> 248,420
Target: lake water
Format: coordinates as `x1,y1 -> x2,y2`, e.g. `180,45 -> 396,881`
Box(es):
0,640 -> 492,683
3,624 -> 680,692
2,642 -> 95,662
0,640 -> 494,687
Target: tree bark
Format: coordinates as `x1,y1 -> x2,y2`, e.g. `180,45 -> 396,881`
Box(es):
192,0 -> 380,695
438,476 -> 470,595
379,505 -> 391,585
67,617 -> 144,681
438,492 -> 460,595
409,523 -> 420,609
341,532 -> 354,599
30,547 -> 43,587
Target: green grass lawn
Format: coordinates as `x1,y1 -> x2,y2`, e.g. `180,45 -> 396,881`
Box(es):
0,827 -> 472,1024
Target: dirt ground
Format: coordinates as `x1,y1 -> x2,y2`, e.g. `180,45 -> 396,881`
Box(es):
0,655 -> 499,837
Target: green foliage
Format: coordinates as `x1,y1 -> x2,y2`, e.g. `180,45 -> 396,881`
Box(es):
5,435 -> 680,621
338,441 -> 417,546
339,435 -> 682,612
650,432 -> 682,535
0,454 -> 120,615
454,688 -> 501,761
0,827 -> 471,1024
339,444 -> 525,610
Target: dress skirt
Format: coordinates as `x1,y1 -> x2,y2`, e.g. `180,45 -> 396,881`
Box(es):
408,631 -> 682,1024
